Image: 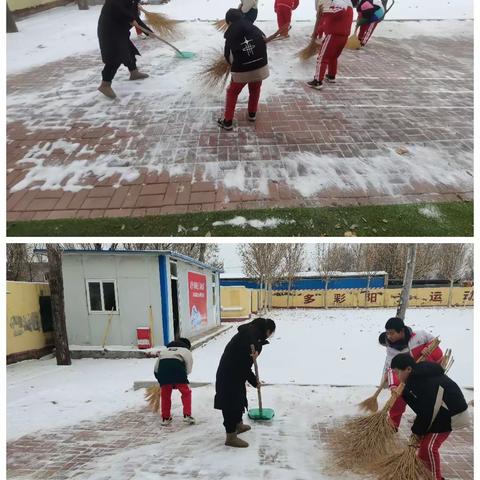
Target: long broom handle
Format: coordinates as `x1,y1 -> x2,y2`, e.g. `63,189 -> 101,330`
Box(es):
251,344 -> 263,412
134,23 -> 185,56
374,337 -> 441,399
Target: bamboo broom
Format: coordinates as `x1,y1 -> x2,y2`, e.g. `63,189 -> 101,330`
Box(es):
145,385 -> 161,413
214,19 -> 228,32
441,348 -> 454,373
199,53 -> 231,89
328,384 -> 404,474
139,6 -> 180,39
371,434 -> 434,480
358,337 -> 441,413
296,38 -> 320,61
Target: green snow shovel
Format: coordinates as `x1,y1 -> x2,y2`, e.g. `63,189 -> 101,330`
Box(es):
135,24 -> 195,59
248,344 -> 275,421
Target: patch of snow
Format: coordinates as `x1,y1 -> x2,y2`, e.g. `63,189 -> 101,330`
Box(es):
212,216 -> 294,229
419,204 -> 443,219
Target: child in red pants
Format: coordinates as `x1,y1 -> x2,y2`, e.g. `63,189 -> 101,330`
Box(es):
307,0 -> 353,90
353,0 -> 387,46
391,353 -> 469,480
218,9 -> 269,131
274,0 -> 299,37
154,338 -> 195,425
382,316 -> 443,429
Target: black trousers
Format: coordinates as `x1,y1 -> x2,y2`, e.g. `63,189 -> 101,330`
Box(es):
102,60 -> 137,82
222,408 -> 243,434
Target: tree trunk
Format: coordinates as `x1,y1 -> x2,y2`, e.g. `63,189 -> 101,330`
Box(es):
365,275 -> 371,306
7,4 -> 18,33
77,0 -> 89,9
287,278 -> 292,309
198,244 -> 206,263
396,244 -> 417,320
46,245 -> 72,366
448,278 -> 454,307
324,278 -> 329,309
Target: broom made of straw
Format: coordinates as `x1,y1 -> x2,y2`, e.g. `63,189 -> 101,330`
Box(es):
214,19 -> 228,32
328,383 -> 405,474
358,337 -> 441,413
145,385 -> 161,413
139,6 -> 180,39
441,348 -> 454,373
370,434 -> 434,480
296,38 -> 320,61
199,53 -> 231,89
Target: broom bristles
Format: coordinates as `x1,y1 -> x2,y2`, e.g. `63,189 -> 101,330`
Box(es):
296,39 -> 319,61
370,436 -> 434,480
143,10 -> 180,39
214,19 -> 228,32
145,385 -> 161,413
358,395 -> 379,413
199,53 -> 231,90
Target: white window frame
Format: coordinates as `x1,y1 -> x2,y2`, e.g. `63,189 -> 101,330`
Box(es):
86,279 -> 120,315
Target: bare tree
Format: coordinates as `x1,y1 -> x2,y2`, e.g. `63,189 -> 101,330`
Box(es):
283,244 -> 305,308
436,244 -> 469,306
315,244 -> 347,308
46,244 -> 71,366
7,244 -> 29,280
7,4 -> 18,33
354,244 -> 379,306
397,244 -> 417,320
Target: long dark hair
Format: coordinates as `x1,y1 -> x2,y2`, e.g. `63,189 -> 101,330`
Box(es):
240,317 -> 275,341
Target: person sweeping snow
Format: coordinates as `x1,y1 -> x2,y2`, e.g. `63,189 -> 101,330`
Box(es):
154,338 -> 196,425
307,0 -> 353,90
214,317 -> 276,448
382,317 -> 443,430
217,9 -> 270,131
352,0 -> 388,47
97,0 -> 151,99
389,353 -> 469,480
274,0 -> 299,37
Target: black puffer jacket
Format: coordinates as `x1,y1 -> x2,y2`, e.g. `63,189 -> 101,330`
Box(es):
402,362 -> 468,435
214,320 -> 269,412
224,18 -> 268,73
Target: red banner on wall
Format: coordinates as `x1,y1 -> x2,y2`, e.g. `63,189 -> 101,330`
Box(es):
188,272 -> 207,329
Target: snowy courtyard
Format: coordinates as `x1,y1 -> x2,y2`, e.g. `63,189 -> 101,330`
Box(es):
7,308 -> 473,479
6,0 -> 473,222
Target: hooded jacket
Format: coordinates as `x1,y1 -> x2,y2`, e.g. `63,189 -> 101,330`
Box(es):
154,345 -> 193,386
401,362 -> 468,435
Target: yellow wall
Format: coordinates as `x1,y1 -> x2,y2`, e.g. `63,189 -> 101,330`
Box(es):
220,286 -> 473,316
7,281 -> 53,356
8,0 -> 60,12
220,286 -> 251,320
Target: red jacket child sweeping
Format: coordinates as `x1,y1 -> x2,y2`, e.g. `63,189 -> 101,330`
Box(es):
382,317 -> 443,430
274,0 -> 299,37
307,0 -> 353,90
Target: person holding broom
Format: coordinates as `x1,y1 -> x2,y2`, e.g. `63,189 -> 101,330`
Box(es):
382,317 -> 443,430
352,0 -> 387,47
97,0 -> 151,99
390,353 -> 469,480
214,317 -> 276,448
154,338 -> 196,426
274,0 -> 299,37
307,0 -> 353,90
217,8 -> 270,131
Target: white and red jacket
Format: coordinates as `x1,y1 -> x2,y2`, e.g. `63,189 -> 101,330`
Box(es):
384,329 -> 443,381
320,0 -> 353,36
275,0 -> 299,12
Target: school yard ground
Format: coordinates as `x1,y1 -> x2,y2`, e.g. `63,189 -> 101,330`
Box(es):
6,2 -> 473,235
7,308 -> 473,479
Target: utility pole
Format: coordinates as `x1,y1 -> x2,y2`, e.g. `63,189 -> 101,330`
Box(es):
396,244 -> 417,320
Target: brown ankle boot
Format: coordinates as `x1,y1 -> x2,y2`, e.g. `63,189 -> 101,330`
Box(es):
98,81 -> 116,99
236,422 -> 251,434
129,69 -> 149,80
225,433 -> 249,448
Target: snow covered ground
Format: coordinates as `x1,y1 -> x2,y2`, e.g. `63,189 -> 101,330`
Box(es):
7,1 -> 473,74
7,307 -> 473,442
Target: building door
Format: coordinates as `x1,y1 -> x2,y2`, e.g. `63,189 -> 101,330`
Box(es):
170,262 -> 180,340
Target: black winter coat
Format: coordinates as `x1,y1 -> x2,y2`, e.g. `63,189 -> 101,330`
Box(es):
214,323 -> 268,412
402,362 -> 468,435
98,0 -> 150,66
223,19 -> 268,73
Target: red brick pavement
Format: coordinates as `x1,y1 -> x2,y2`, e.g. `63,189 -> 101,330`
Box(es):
7,25 -> 473,221
7,404 -> 473,479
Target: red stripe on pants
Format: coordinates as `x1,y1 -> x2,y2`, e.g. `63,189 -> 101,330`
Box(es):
389,395 -> 407,428
418,432 -> 450,480
358,21 -> 378,45
315,34 -> 348,81
276,5 -> 292,30
161,383 -> 192,418
224,81 -> 262,121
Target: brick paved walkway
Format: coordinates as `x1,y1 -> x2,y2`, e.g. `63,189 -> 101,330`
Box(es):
7,385 -> 473,480
7,22 -> 473,221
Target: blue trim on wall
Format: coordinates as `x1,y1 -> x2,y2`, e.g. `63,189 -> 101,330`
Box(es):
220,276 -> 386,290
159,255 -> 170,345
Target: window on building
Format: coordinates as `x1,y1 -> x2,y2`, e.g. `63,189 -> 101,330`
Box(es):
87,280 -> 118,313
170,262 -> 178,280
